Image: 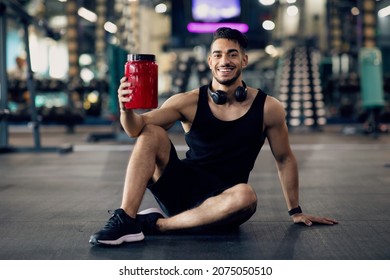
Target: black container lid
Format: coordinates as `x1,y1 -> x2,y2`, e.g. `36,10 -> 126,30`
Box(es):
127,54 -> 155,61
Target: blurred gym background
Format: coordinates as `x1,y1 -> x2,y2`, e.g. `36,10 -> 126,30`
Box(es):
1,0 -> 389,150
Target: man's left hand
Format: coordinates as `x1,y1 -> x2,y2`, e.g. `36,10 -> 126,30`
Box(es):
292,213 -> 338,226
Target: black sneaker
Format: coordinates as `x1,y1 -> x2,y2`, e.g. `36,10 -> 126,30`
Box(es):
89,209 -> 144,246
136,208 -> 165,235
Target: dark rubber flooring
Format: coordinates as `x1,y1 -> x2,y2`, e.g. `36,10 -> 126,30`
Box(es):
0,125 -> 389,260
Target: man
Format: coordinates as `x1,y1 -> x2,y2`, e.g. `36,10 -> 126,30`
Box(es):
89,27 -> 337,246
8,55 -> 27,80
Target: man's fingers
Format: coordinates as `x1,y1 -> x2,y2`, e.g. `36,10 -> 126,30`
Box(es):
294,214 -> 338,226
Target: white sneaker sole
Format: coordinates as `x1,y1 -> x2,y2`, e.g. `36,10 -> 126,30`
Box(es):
137,207 -> 165,216
97,232 -> 145,245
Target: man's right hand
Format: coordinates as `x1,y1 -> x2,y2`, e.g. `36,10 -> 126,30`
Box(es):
118,76 -> 133,111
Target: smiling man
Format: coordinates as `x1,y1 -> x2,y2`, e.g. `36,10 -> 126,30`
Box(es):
89,27 -> 337,246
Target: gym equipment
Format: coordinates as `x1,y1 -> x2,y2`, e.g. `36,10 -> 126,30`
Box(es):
86,44 -> 135,143
0,0 -> 72,154
359,47 -> 385,137
275,46 -> 327,129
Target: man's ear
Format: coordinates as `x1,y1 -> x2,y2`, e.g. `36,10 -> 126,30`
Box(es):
208,55 -> 212,69
242,54 -> 249,68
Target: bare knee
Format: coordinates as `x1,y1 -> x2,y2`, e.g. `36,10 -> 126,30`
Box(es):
235,183 -> 257,211
136,125 -> 170,151
223,183 -> 257,214
210,184 -> 257,228
138,124 -> 168,142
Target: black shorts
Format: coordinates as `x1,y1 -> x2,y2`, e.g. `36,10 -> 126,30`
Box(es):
147,143 -> 234,217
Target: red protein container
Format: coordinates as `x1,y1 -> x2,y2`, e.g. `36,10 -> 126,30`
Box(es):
124,54 -> 158,109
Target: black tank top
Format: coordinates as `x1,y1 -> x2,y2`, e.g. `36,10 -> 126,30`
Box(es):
184,85 -> 267,185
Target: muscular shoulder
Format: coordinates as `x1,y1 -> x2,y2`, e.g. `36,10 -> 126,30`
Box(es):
162,89 -> 199,111
264,95 -> 286,128
164,89 -> 198,105
161,89 -> 199,122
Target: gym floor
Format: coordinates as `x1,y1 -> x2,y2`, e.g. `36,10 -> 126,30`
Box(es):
0,124 -> 389,260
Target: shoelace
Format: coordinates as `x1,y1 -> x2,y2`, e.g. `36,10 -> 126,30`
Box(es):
103,210 -> 125,229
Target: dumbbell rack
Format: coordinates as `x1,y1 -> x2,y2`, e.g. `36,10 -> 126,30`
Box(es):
275,46 -> 327,130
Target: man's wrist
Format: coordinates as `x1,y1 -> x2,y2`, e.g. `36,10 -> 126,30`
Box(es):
288,205 -> 302,216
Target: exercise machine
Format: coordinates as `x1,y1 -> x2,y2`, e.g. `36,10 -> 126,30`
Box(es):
0,0 -> 72,154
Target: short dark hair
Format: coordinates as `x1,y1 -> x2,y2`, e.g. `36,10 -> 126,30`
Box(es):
211,27 -> 248,51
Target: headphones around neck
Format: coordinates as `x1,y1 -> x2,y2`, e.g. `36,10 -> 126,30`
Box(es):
208,81 -> 247,105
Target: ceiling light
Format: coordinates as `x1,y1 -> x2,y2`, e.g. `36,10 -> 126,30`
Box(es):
155,3 -> 167,14
378,5 -> 390,18
259,0 -> 275,6
286,5 -> 299,16
78,7 -> 97,23
262,20 -> 275,30
104,21 -> 118,34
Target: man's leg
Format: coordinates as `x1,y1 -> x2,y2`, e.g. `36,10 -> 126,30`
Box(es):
89,124 -> 171,245
120,124 -> 172,218
155,183 -> 257,232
